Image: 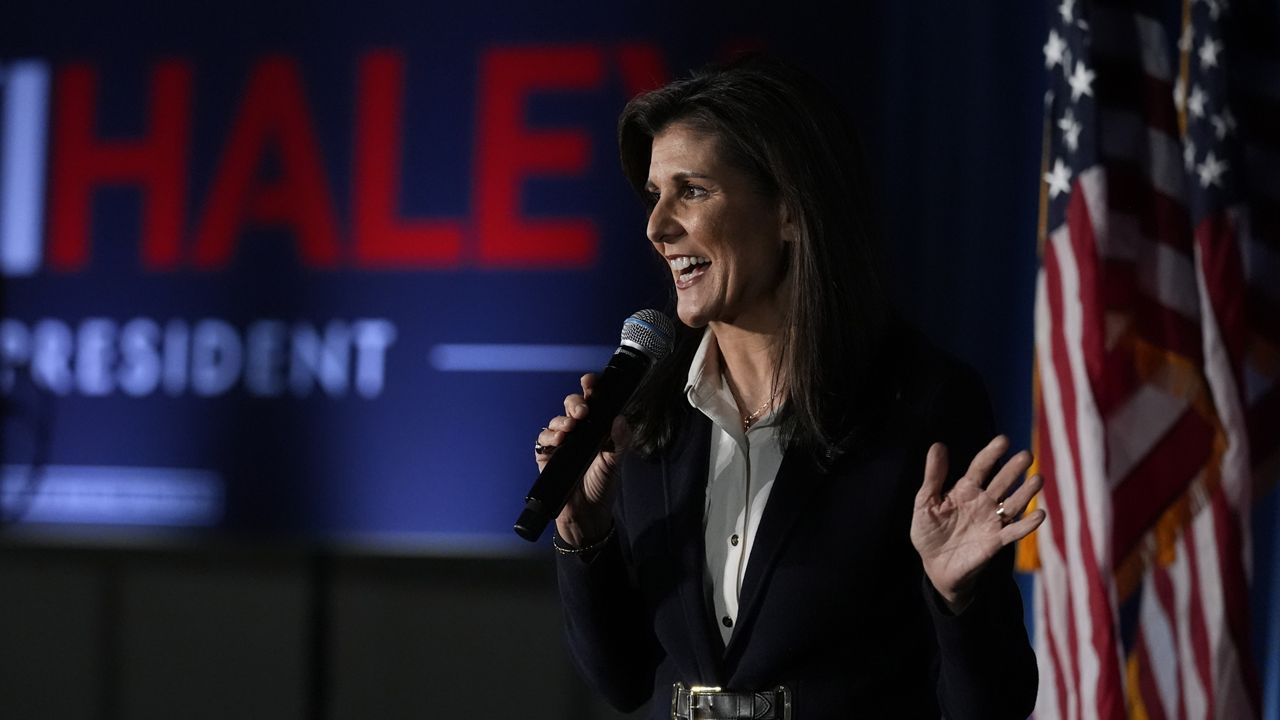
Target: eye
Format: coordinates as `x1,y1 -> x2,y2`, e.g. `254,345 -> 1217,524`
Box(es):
681,184 -> 708,199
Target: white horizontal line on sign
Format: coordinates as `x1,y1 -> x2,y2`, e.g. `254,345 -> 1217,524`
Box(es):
429,344 -> 615,372
1,465 -> 224,527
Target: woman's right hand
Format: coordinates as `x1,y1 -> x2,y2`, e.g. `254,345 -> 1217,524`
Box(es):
535,373 -> 630,548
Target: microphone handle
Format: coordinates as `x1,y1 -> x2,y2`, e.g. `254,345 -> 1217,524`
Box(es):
513,346 -> 649,542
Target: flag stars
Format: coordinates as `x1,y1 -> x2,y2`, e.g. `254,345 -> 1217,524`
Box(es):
1059,0 -> 1075,23
1058,109 -> 1083,152
1044,30 -> 1067,70
1188,85 -> 1207,118
1045,158 -> 1073,198
1197,151 -> 1228,188
1211,109 -> 1237,140
1199,37 -> 1222,69
1068,61 -> 1096,101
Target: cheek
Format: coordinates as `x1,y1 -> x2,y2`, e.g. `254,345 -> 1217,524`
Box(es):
743,230 -> 785,273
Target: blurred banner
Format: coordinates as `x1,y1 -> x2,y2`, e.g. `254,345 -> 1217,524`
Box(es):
0,5 -> 775,542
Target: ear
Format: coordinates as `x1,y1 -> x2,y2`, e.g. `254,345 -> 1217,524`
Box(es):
778,200 -> 799,244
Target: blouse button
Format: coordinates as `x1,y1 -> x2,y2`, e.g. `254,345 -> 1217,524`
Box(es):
730,534 -> 740,546
722,616 -> 733,628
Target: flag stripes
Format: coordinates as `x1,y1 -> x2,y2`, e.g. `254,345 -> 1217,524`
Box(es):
1025,0 -> 1275,717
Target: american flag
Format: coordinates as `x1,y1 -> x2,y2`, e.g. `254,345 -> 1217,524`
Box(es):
1022,0 -> 1280,717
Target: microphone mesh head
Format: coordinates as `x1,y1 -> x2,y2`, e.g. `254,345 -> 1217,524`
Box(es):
620,309 -> 675,362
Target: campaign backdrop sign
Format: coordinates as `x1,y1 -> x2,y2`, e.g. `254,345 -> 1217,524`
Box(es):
4,2 -> 1033,550
1,3 -> 853,548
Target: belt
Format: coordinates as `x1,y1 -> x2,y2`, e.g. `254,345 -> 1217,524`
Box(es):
671,683 -> 792,720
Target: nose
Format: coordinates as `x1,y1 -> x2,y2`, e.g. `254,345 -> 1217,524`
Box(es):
646,195 -> 682,246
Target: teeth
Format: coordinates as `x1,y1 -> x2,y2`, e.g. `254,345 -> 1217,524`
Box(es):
669,256 -> 710,272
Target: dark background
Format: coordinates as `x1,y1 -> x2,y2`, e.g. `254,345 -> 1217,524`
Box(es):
1,1 -> 1276,718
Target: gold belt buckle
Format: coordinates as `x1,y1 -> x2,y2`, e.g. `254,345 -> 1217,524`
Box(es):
672,683 -> 722,719
671,682 -> 791,720
691,681 -> 721,717
689,686 -> 722,720
690,685 -> 723,695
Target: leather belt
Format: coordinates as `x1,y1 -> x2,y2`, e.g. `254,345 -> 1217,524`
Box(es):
671,683 -> 792,720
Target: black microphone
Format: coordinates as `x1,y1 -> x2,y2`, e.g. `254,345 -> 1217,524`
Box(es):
514,309 -> 674,542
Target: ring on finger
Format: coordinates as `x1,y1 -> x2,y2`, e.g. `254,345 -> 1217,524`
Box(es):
535,440 -> 556,456
996,502 -> 1011,524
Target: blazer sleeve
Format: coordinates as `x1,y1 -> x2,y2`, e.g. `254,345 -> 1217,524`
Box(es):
554,465 -> 665,712
921,363 -> 1039,720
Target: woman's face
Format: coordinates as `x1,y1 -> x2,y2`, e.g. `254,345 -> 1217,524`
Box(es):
645,123 -> 791,330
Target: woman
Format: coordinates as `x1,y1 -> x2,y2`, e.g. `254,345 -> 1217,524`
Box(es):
534,55 -> 1044,719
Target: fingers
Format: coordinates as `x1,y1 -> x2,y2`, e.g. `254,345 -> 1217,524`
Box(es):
534,424 -> 561,466
535,414 -> 577,463
995,472 -> 1044,543
961,435 -> 1011,491
535,376 -> 606,467
564,389 -> 589,421
986,449 -> 1033,499
999,508 -> 1047,545
998,472 -> 1042,517
537,422 -> 563,445
915,443 -> 949,509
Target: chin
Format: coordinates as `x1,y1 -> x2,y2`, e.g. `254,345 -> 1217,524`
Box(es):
675,313 -> 706,329
674,302 -> 712,329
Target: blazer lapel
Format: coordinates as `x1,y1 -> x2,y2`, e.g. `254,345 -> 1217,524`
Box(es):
661,412 -> 726,684
724,447 -> 832,663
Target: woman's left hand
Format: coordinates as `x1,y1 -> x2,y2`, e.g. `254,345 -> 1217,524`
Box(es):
909,435 -> 1046,614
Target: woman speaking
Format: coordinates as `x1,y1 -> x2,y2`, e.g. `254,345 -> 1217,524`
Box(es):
533,55 -> 1043,719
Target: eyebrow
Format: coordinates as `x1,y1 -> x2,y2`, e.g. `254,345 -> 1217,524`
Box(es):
645,171 -> 713,188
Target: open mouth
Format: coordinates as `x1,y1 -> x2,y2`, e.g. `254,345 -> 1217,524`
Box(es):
670,256 -> 711,289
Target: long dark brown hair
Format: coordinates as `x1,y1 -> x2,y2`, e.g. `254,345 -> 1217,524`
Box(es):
620,54 -> 893,463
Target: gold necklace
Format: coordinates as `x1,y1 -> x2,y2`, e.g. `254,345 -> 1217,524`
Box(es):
723,364 -> 778,432
741,396 -> 773,432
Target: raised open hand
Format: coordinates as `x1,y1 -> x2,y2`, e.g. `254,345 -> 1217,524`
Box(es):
909,435 -> 1046,613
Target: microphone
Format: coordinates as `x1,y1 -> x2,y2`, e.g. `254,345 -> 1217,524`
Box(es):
514,309 -> 675,542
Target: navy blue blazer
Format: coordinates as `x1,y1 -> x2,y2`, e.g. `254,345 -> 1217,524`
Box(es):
556,340 -> 1038,719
